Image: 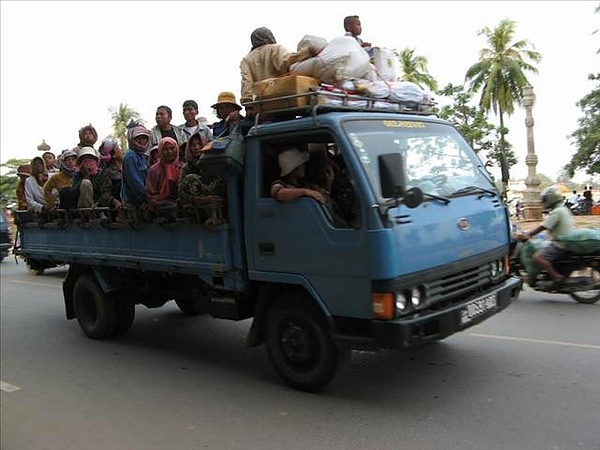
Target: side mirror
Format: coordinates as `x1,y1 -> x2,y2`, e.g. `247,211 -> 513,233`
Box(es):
403,187 -> 423,209
379,153 -> 406,199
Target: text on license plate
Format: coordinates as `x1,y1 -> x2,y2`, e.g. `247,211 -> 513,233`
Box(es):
460,294 -> 497,325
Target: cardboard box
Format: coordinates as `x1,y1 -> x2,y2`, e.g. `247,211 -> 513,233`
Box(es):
254,75 -> 319,98
253,75 -> 319,112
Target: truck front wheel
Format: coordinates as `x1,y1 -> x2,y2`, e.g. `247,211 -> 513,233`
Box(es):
73,274 -> 118,339
265,294 -> 351,392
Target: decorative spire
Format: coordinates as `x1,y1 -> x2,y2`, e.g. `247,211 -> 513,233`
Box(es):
37,139 -> 51,152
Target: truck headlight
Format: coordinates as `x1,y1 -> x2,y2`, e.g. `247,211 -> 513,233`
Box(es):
395,292 -> 408,312
489,259 -> 504,280
411,287 -> 423,307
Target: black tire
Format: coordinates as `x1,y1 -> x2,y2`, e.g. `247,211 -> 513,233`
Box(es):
73,274 -> 118,339
115,297 -> 135,335
568,266 -> 600,304
265,293 -> 351,393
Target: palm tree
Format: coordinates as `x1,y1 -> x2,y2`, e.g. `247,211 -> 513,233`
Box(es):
109,103 -> 143,150
465,18 -> 541,157
394,48 -> 438,91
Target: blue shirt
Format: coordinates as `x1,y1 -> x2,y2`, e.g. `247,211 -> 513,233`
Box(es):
121,150 -> 149,206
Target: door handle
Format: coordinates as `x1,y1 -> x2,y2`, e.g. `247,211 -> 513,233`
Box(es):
259,242 -> 275,256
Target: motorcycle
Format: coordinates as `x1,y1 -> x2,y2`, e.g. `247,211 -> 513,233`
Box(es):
509,238 -> 600,304
569,198 -> 592,216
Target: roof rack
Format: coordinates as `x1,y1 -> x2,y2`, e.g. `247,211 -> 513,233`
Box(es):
245,88 -> 437,122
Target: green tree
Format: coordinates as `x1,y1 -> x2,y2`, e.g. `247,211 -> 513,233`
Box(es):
109,103 -> 143,151
394,48 -> 438,91
438,83 -> 517,175
438,84 -> 492,151
536,172 -> 555,191
0,158 -> 31,208
465,18 -> 541,160
564,73 -> 600,177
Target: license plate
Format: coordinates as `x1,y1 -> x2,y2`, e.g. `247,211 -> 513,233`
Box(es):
459,294 -> 497,326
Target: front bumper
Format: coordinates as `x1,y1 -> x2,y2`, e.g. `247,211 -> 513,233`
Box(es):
337,277 -> 522,350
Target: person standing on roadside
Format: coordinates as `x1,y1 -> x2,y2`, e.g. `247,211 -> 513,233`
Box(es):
582,186 -> 593,215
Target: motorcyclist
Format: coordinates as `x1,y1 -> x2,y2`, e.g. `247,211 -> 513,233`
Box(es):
515,186 -> 578,287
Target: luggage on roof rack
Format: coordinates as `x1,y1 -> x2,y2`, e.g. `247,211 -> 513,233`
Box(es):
245,88 -> 437,119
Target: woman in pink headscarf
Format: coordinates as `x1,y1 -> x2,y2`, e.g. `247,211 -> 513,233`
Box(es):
146,137 -> 183,209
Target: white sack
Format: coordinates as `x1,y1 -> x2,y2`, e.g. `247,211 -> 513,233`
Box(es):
296,35 -> 328,54
291,36 -> 371,84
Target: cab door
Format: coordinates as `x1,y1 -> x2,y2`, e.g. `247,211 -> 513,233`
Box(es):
244,135 -> 373,318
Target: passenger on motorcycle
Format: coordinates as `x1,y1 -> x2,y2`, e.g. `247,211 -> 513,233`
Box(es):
515,186 -> 578,287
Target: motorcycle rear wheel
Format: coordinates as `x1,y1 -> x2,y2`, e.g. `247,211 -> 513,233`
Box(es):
568,266 -> 600,304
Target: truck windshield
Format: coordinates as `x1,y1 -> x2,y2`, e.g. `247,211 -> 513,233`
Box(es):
342,119 -> 496,203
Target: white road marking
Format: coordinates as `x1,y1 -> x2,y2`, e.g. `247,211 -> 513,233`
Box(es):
10,280 -> 61,288
471,333 -> 600,350
1,381 -> 21,392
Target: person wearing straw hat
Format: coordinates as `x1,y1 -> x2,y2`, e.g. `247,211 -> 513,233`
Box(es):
211,91 -> 245,137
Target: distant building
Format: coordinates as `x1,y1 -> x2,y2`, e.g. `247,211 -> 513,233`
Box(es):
507,179 -> 526,201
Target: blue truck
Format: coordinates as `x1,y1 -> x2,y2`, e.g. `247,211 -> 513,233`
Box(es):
14,94 -> 521,392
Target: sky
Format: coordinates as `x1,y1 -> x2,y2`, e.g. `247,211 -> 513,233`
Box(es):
1,1 -> 599,181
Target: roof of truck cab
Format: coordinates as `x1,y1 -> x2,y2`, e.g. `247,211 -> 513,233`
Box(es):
247,108 -> 451,137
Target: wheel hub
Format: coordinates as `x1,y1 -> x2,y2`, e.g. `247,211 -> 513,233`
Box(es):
281,324 -> 315,363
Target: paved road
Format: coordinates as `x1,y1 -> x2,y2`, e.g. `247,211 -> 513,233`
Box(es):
1,257 -> 599,450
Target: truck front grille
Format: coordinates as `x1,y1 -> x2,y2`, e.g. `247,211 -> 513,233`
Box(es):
424,264 -> 492,310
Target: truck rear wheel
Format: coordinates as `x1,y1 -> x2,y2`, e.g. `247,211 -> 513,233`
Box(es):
73,274 -> 118,339
265,293 -> 351,392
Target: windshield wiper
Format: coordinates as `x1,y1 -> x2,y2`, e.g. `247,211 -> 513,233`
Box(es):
450,185 -> 497,198
380,191 -> 450,211
422,192 -> 451,205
